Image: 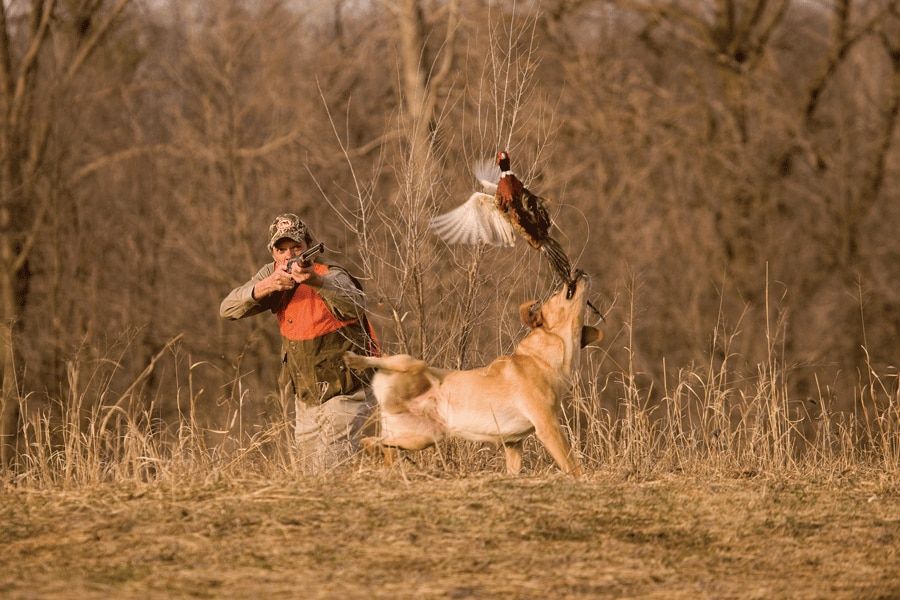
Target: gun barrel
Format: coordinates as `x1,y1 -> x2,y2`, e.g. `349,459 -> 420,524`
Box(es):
284,242 -> 325,271
304,242 -> 324,257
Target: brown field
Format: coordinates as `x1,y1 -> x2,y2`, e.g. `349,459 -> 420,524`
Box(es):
2,470 -> 898,599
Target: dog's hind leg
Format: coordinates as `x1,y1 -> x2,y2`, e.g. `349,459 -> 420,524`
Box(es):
503,441 -> 523,475
533,419 -> 582,478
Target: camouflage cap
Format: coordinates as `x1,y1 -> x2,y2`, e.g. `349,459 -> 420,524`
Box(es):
267,213 -> 311,250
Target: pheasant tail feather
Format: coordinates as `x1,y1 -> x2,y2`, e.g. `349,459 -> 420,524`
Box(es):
540,237 -> 572,284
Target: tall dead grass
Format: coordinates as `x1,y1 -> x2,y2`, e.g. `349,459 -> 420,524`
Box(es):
6,292 -> 896,490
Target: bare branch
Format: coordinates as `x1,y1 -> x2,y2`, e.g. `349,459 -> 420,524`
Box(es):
860,34 -> 900,207
11,184 -> 50,273
64,0 -> 131,83
235,128 -> 303,159
69,144 -> 189,184
0,2 -> 15,99
427,0 -> 459,93
9,0 -> 56,131
804,0 -> 893,122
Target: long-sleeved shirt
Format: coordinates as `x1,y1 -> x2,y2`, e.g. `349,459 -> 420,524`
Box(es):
220,260 -> 373,405
219,261 -> 366,322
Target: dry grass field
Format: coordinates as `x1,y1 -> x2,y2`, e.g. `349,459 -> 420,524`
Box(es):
1,2 -> 898,598
2,468 -> 898,599
3,335 -> 897,598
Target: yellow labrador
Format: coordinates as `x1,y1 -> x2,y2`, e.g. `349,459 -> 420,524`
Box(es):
344,274 -> 602,476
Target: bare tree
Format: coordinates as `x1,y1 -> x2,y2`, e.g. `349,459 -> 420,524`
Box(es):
0,0 -> 131,470
1,0 -> 896,463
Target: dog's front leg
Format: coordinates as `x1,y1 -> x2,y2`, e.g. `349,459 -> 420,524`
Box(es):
534,421 -> 582,478
503,441 -> 523,475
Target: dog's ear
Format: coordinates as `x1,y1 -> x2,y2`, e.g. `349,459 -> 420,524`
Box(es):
519,300 -> 543,329
580,326 -> 604,348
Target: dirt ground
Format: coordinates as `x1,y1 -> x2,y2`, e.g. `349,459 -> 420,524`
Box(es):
1,473 -> 898,599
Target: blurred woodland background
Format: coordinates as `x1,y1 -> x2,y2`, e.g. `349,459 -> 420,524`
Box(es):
1,0 -> 897,471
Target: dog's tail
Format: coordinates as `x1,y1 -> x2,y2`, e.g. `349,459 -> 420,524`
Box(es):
344,351 -> 432,375
343,351 -> 375,371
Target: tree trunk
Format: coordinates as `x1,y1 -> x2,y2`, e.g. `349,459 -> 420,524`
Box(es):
395,0 -> 458,158
0,246 -> 19,471
397,0 -> 432,159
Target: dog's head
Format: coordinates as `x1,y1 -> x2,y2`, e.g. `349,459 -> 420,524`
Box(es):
517,274 -> 603,372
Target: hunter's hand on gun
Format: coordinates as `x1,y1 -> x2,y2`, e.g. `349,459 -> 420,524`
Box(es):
287,263 -> 322,287
252,242 -> 325,300
283,242 -> 324,287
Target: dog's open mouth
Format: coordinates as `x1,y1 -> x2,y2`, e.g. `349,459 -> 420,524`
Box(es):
566,269 -> 588,299
565,270 -> 604,320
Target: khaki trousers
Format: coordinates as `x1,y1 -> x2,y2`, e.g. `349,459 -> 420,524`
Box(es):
294,388 -> 376,471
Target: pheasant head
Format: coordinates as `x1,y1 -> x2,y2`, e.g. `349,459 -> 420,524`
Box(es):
496,150 -> 511,173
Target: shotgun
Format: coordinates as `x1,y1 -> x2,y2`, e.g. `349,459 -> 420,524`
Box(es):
283,242 -> 325,272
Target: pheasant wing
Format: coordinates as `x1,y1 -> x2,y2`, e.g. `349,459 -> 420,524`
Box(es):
430,192 -> 516,247
473,159 -> 500,194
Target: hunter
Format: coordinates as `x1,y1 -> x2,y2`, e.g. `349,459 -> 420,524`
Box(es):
220,213 -> 378,468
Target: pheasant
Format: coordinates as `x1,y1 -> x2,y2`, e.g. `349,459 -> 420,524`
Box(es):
430,150 -> 574,289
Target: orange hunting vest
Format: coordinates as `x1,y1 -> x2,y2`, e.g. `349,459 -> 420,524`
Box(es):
276,263 -> 359,340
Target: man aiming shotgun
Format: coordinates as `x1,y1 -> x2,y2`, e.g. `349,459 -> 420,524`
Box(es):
220,213 -> 378,468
